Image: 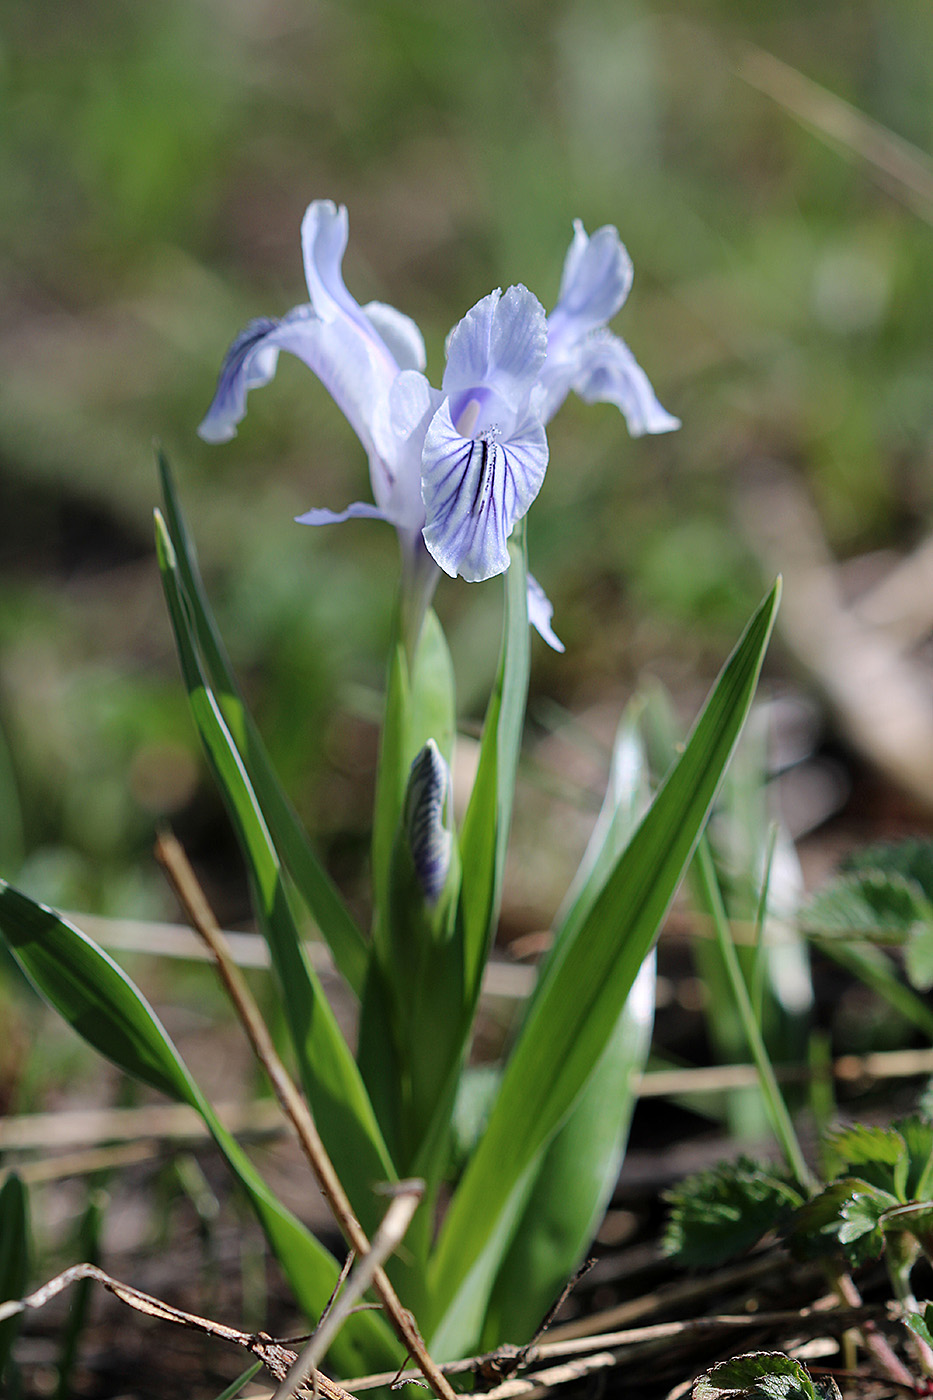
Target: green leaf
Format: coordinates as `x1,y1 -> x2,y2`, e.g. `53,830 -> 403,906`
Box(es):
0,1174 -> 30,1384
480,956 -> 655,1346
458,527 -> 530,1002
695,1352 -> 821,1400
823,1124 -> 906,1195
360,608 -> 458,1168
157,450 -> 369,997
790,1178 -> 895,1267
802,869 -> 933,946
664,1157 -> 805,1268
480,711 -> 655,1345
898,1116 -> 933,1201
0,883 -> 398,1375
156,513 -> 396,1234
426,581 -> 780,1358
905,1304 -> 933,1353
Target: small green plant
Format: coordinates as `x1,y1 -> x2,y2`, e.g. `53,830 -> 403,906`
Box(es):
0,202 -> 779,1384
693,1352 -> 841,1400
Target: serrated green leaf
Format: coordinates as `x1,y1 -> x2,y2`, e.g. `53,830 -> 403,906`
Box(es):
790,1177 -> 895,1267
802,869 -> 933,946
156,513 -> 396,1234
898,1116 -> 933,1200
0,1174 -> 29,1383
0,884 -> 397,1373
842,839 -> 933,900
426,582 -> 780,1358
664,1156 -> 804,1267
823,1123 -> 905,1196
695,1352 -> 819,1400
157,450 -> 369,997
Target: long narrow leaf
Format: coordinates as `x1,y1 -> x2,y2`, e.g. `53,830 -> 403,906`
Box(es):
0,885 -> 398,1373
156,513 -> 396,1234
157,450 -> 369,997
426,581 -> 781,1357
480,710 -> 656,1345
458,528 -> 530,1001
0,1173 -> 29,1383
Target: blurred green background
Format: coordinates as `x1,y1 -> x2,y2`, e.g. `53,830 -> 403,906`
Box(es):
2,0 -> 932,922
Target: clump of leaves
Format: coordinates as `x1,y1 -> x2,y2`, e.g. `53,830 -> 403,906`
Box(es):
693,1352 -> 841,1400
664,1157 -> 805,1266
791,1119 -> 933,1293
667,1116 -> 933,1320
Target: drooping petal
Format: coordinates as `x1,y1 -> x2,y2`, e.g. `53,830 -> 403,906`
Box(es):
421,400 -> 548,582
548,220 -> 633,353
295,500 -> 390,528
443,286 -> 548,418
404,739 -> 452,904
198,307 -> 316,444
569,330 -> 680,436
527,573 -> 565,653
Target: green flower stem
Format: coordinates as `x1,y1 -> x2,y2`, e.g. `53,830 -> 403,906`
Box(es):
693,839 -> 815,1193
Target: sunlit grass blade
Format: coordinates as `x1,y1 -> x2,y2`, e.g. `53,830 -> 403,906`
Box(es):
0,1173 -> 29,1386
156,512 -> 396,1233
458,525 -> 530,1002
481,954 -> 655,1346
480,710 -> 655,1345
426,581 -> 781,1358
157,449 -> 369,997
0,885 -> 398,1372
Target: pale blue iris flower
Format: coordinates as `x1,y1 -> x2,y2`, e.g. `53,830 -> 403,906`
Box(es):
199,201 -> 677,648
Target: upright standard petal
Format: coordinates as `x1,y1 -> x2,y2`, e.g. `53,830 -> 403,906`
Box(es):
421,401 -> 548,582
443,286 -> 548,421
548,220 -> 633,351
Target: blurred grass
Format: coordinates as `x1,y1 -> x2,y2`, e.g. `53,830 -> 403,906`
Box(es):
1,0 -> 932,921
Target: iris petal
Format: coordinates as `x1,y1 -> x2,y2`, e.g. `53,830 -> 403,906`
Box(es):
550,220 -> 633,345
198,308 -> 316,444
527,573 -> 565,652
421,400 -> 548,582
571,330 -> 680,436
443,286 -> 548,417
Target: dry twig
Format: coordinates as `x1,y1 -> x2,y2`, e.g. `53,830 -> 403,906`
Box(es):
154,831 -> 457,1400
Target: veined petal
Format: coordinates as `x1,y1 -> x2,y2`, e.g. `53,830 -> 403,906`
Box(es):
421,400 -> 548,582
548,220 -> 633,352
527,573 -> 565,653
198,307 -> 315,444
443,286 -> 548,417
571,330 -> 680,436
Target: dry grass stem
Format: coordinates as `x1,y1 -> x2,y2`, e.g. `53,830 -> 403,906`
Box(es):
154,830 -> 457,1400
